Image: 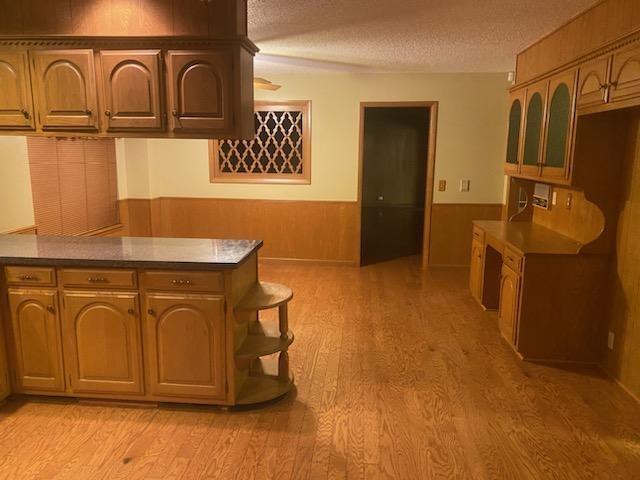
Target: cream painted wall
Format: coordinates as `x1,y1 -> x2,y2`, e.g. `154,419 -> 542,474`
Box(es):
120,72 -> 510,204
0,136 -> 35,232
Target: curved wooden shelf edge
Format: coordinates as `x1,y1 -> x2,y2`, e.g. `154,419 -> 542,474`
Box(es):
235,281 -> 293,311
235,330 -> 295,361
235,372 -> 295,406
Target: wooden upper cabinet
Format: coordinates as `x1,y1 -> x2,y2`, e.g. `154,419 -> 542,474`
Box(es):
521,81 -> 547,178
145,293 -> 226,399
0,51 -> 35,129
62,292 -> 144,395
609,43 -> 640,104
7,289 -> 65,392
31,49 -> 99,130
541,70 -> 577,180
504,90 -> 525,174
576,56 -> 611,109
167,50 -> 233,133
498,264 -> 521,346
100,50 -> 163,131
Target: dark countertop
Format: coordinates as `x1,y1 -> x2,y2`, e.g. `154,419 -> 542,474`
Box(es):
0,235 -> 263,270
473,220 -> 583,255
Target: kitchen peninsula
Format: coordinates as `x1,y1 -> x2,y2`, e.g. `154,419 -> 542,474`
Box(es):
0,235 -> 294,407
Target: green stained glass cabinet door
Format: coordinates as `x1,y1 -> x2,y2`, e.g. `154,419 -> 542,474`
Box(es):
542,70 -> 577,181
505,90 -> 524,174
521,82 -> 547,177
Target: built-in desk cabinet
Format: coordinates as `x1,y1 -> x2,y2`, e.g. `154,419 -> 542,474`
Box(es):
469,221 -> 607,363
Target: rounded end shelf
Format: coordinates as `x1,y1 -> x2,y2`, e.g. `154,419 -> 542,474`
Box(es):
236,330 -> 295,362
235,357 -> 294,405
236,281 -> 293,312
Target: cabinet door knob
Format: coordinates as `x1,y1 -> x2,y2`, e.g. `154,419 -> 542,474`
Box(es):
127,308 -> 136,316
147,308 -> 156,316
47,305 -> 56,314
105,110 -> 112,117
172,110 -> 179,117
20,109 -> 30,120
86,109 -> 93,116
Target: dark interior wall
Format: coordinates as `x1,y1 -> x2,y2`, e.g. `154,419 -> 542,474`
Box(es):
362,107 -> 429,207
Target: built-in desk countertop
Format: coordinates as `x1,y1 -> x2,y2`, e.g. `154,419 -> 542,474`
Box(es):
473,220 -> 583,256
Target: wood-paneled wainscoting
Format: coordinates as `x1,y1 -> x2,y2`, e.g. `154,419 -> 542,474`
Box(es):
429,203 -> 504,266
115,198 -> 505,267
119,198 -> 360,265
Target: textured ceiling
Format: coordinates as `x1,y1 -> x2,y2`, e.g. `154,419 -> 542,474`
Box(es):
249,0 -> 596,74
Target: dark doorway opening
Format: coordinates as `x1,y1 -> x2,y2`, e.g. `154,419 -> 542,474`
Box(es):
360,106 -> 431,266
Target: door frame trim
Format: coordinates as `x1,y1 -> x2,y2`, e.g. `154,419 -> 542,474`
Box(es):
356,101 -> 439,268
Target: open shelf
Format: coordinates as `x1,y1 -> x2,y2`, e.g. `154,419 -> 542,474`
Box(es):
235,330 -> 294,361
235,357 -> 294,405
236,281 -> 293,311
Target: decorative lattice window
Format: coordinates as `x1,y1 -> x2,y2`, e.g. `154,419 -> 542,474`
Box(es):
209,101 -> 311,184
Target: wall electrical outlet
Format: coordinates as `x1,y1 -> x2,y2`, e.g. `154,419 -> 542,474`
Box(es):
438,180 -> 447,192
460,179 -> 471,192
552,191 -> 558,206
607,331 -> 615,350
566,192 -> 573,210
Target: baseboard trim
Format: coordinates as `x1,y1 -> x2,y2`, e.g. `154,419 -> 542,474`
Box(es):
260,257 -> 358,267
2,225 -> 37,235
597,365 -> 640,405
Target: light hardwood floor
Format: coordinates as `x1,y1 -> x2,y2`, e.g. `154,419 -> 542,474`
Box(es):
0,257 -> 638,479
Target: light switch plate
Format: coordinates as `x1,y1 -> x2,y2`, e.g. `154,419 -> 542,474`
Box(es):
438,180 -> 446,192
460,179 -> 471,192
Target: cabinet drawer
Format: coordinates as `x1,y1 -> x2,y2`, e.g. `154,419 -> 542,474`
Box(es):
60,269 -> 137,289
5,266 -> 56,286
141,270 -> 224,292
472,225 -> 485,242
503,248 -> 523,273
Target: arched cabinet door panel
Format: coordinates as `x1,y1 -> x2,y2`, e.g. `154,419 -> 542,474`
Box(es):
100,50 -> 163,131
498,264 -> 521,346
610,43 -> 640,103
521,81 -> 547,178
62,292 -> 144,395
31,49 -> 99,130
577,56 -> 611,109
145,293 -> 226,400
7,289 -> 65,392
0,51 -> 35,129
167,50 -> 233,133
542,70 -> 577,180
505,90 -> 525,174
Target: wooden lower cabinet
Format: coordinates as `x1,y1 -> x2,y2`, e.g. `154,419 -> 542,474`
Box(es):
469,238 -> 484,302
0,318 -> 11,400
145,293 -> 226,399
498,264 -> 521,345
62,291 -> 144,395
7,289 -> 65,392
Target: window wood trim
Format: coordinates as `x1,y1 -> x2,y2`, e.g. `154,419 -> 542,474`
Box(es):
209,100 -> 311,184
